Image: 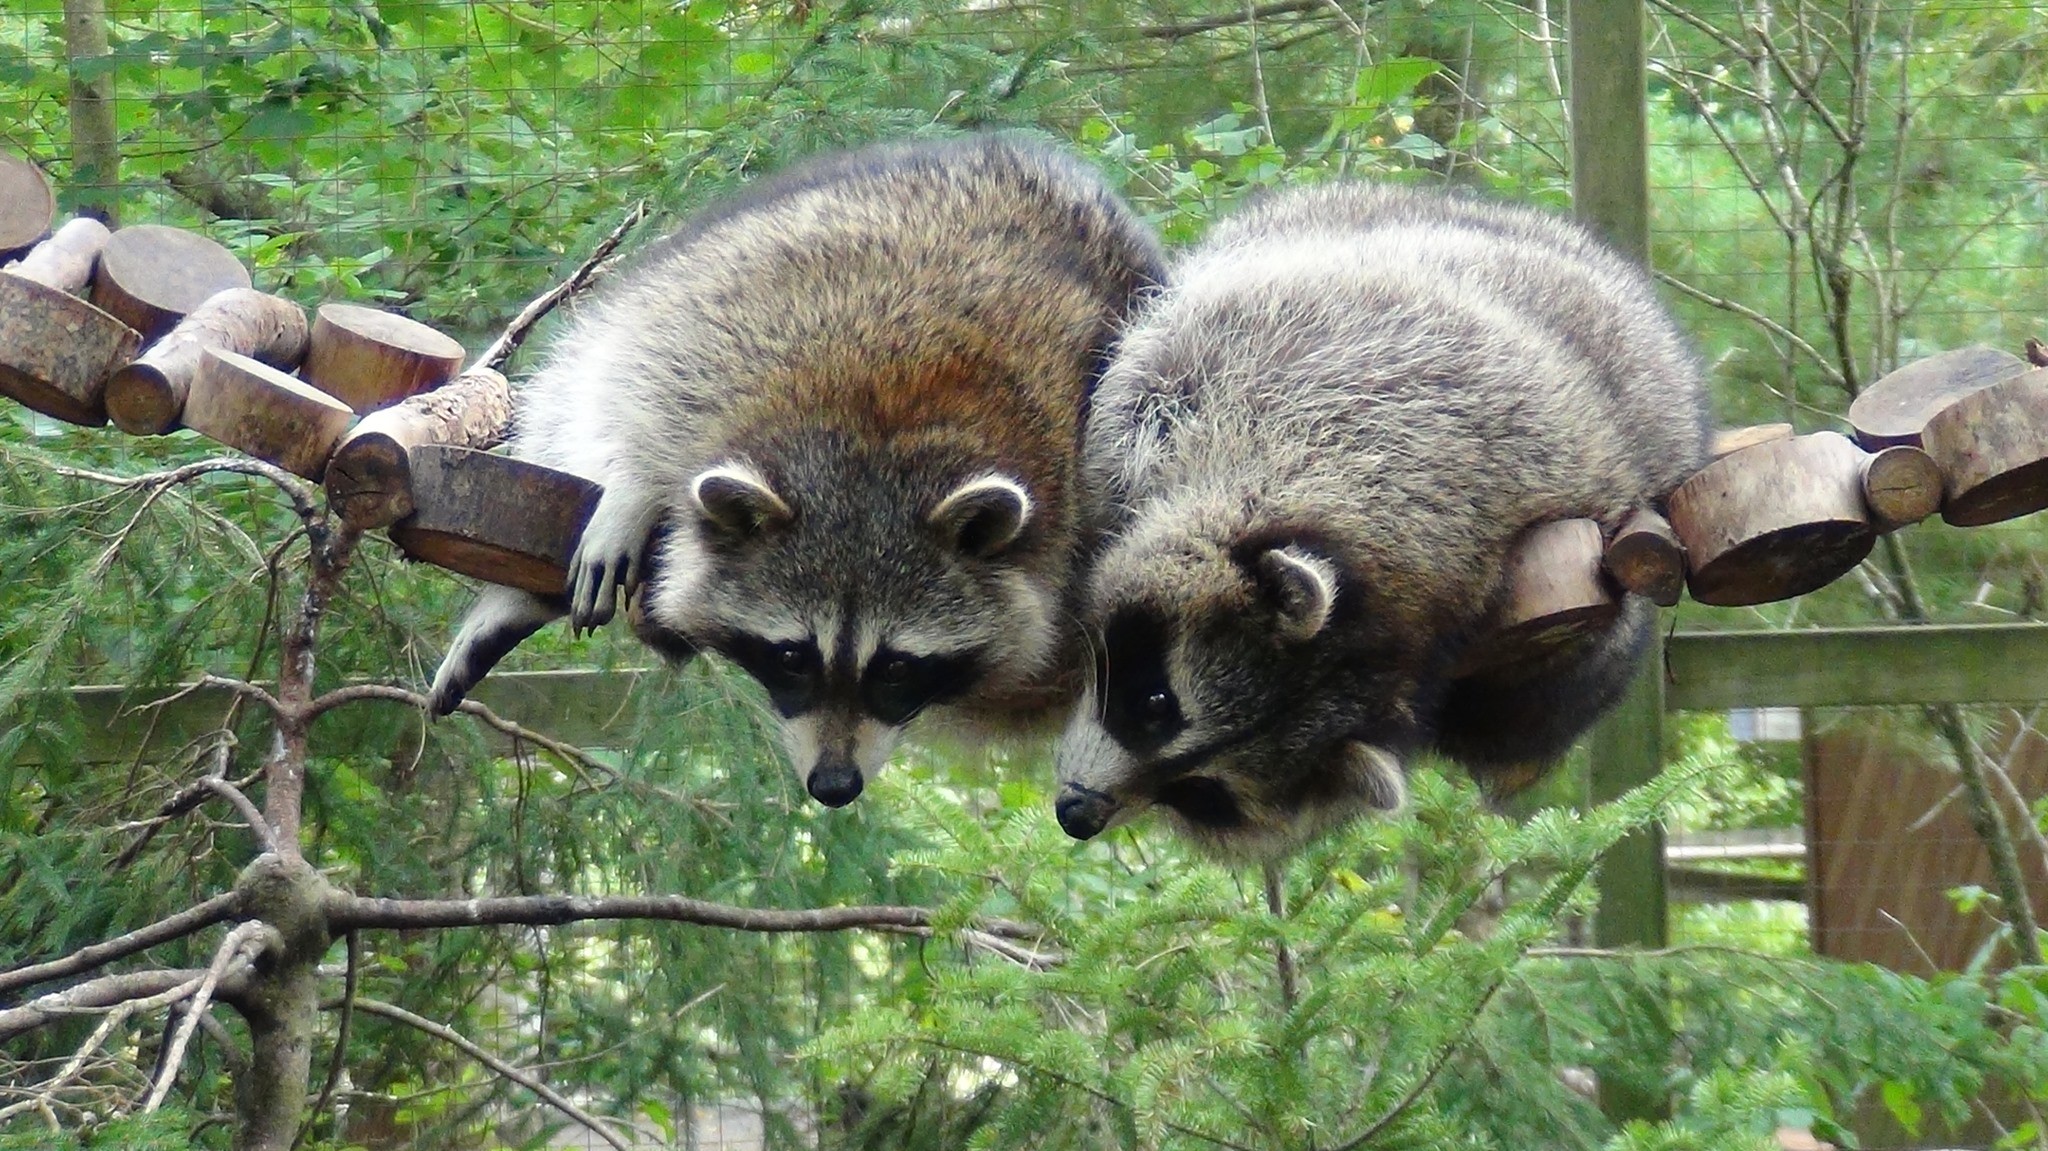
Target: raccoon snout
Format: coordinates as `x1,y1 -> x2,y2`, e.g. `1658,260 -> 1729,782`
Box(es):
1054,783 -> 1119,840
807,760 -> 865,808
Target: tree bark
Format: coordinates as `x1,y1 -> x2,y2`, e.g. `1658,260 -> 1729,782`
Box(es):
60,0 -> 120,225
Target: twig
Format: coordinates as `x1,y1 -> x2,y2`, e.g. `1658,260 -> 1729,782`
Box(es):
341,996 -> 633,1151
1131,0 -> 1328,41
142,922 -> 275,1112
49,456 -> 321,527
1263,864 -> 1298,1011
0,891 -> 242,998
471,200 -> 649,373
0,1005 -> 133,1122
201,776 -> 278,855
1652,269 -> 1847,389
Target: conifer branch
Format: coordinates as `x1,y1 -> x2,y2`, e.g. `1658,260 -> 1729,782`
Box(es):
0,891 -> 243,998
51,456 -> 322,527
471,200 -> 648,374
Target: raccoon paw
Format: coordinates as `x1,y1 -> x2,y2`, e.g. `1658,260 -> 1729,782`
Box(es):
567,493 -> 660,633
427,587 -> 561,718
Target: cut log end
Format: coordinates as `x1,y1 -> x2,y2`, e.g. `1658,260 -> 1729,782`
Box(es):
1859,445 -> 1943,532
1710,423 -> 1793,460
303,303 -> 466,413
389,446 -> 600,595
1460,519 -> 1619,673
89,225 -> 253,342
1922,368 -> 2048,528
325,431 -> 415,530
103,361 -> 182,435
182,348 -> 356,480
1669,432 -> 1876,607
0,155 -> 55,258
1685,521 -> 1875,606
1603,508 -> 1686,606
0,270 -> 140,426
1848,345 -> 2027,450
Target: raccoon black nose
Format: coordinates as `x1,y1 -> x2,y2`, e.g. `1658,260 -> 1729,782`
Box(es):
807,764 -> 865,808
1055,785 -> 1117,841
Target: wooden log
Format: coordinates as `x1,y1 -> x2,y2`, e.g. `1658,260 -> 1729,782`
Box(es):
1667,431 -> 1875,607
1921,367 -> 2048,527
325,367 -> 514,530
182,348 -> 356,480
0,154 -> 55,259
1457,518 -> 1619,674
1710,423 -> 1792,460
0,219 -> 139,426
1858,444 -> 1943,532
301,303 -> 465,413
103,289 -> 309,435
388,446 -> 600,596
88,224 -> 253,343
1603,508 -> 1685,606
1847,345 -> 2025,449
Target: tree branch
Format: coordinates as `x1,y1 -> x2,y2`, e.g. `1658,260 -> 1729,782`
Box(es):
340,996 -> 634,1151
332,892 -> 934,936
471,200 -> 649,373
0,966 -> 247,1042
0,891 -> 242,999
143,922 -> 275,1112
51,456 -> 323,528
1130,0 -> 1329,41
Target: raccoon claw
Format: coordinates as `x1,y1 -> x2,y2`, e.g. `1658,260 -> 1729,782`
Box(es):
566,495 -> 658,633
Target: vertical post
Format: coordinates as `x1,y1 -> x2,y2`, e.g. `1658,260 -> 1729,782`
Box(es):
1570,0 -> 1672,1124
1568,0 -> 1665,952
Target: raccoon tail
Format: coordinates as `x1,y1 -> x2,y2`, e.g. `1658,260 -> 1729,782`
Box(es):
427,586 -> 564,718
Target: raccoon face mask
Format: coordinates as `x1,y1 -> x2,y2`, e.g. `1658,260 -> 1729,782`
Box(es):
645,460 -> 1056,807
1055,541 -> 1409,860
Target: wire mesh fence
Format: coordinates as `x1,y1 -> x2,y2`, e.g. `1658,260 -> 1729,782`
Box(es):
4,1 -> 2047,1147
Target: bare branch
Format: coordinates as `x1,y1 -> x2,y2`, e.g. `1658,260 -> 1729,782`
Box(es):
50,455 -> 322,526
201,775 -> 278,855
1131,0 -> 1329,41
0,1004 -> 133,1123
0,891 -> 242,998
143,921 -> 275,1112
472,200 -> 650,373
0,967 -> 242,1043
341,996 -> 633,1151
332,892 -> 934,936
1653,269 -> 1847,389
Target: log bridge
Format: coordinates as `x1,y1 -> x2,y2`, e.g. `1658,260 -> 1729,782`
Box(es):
5,169 -> 2048,677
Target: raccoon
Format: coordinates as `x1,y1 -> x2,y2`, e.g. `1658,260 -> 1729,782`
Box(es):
427,135 -> 1166,807
1053,183 -> 1710,859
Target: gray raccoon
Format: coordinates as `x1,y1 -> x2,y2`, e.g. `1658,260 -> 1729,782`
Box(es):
1053,183 -> 1710,859
428,135 -> 1166,807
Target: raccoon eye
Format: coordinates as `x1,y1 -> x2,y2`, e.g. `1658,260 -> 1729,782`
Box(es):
1144,691 -> 1173,719
877,656 -> 912,685
774,643 -> 807,673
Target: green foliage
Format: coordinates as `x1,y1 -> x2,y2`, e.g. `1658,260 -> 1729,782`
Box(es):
4,0 -> 2048,1147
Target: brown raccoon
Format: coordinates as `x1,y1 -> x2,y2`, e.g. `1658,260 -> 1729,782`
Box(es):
428,135 -> 1165,806
1053,183 -> 1710,859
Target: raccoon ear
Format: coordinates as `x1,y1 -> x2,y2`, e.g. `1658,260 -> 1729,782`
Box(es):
1340,742 -> 1407,812
1254,545 -> 1337,641
931,474 -> 1033,558
692,463 -> 792,536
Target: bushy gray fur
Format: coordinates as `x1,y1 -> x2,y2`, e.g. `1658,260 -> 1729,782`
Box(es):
1054,183 -> 1710,859
429,136 -> 1164,807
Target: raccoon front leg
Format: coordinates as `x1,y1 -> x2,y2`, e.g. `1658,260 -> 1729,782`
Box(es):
566,487 -> 662,632
1433,595 -> 1655,786
427,585 -> 563,717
